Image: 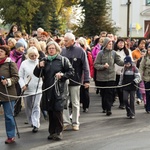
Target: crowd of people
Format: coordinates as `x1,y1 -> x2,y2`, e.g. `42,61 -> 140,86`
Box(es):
0,25 -> 150,144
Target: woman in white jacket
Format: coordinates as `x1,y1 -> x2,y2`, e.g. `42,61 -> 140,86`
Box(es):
19,46 -> 43,133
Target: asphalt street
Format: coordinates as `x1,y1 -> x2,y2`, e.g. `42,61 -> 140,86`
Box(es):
0,83 -> 150,150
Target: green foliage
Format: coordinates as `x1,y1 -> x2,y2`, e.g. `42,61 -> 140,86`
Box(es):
75,0 -> 116,36
49,10 -> 61,35
0,0 -> 43,33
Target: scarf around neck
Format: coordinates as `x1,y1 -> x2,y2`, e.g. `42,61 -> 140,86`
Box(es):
0,57 -> 7,65
47,54 -> 57,61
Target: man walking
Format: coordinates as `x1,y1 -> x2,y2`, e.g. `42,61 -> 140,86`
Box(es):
61,32 -> 90,131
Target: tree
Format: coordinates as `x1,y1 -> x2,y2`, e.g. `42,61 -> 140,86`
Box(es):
0,0 -> 43,33
75,0 -> 116,36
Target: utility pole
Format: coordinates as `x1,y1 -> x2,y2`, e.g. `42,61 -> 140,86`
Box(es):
127,0 -> 131,37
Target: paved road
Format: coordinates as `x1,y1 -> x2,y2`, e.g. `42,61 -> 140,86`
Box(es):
0,85 -> 150,150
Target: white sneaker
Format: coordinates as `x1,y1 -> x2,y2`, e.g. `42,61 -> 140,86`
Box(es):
72,125 -> 79,131
136,99 -> 142,105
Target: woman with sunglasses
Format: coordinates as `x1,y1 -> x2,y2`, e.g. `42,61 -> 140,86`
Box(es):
18,46 -> 43,133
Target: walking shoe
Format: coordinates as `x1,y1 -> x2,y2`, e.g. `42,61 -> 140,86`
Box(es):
106,111 -> 112,116
63,124 -> 70,131
83,108 -> 88,113
102,110 -> 106,113
72,125 -> 79,131
5,137 -> 15,144
136,99 -> 142,105
32,126 -> 38,133
53,133 -> 63,141
119,105 -> 125,109
130,116 -> 135,119
47,134 -> 55,140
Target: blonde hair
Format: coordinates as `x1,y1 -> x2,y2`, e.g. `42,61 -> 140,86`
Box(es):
8,38 -> 17,46
78,37 -> 90,49
46,41 -> 61,54
39,41 -> 46,53
26,46 -> 39,59
28,37 -> 42,51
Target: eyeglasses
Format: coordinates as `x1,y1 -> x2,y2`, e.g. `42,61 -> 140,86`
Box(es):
48,48 -> 56,50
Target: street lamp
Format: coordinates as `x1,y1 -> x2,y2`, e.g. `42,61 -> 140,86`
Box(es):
127,0 -> 131,37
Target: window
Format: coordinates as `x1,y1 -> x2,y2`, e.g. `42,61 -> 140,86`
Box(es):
146,0 -> 150,5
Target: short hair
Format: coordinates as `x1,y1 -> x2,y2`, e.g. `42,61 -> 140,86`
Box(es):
37,27 -> 44,32
26,46 -> 39,59
28,37 -> 41,51
41,31 -> 48,37
8,38 -> 17,46
46,41 -> 61,54
14,31 -> 22,38
0,45 -> 10,56
78,37 -> 90,49
64,32 -> 75,41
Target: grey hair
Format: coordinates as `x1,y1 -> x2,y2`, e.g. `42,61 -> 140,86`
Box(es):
46,41 -> 61,54
64,32 -> 75,41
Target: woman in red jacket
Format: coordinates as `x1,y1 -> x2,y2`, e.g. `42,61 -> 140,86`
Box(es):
77,37 -> 94,112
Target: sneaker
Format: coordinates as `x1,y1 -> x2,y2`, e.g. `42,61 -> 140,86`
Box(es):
130,116 -> 135,119
83,108 -> 88,113
72,125 -> 79,131
47,134 -> 55,140
136,99 -> 142,105
106,111 -> 112,116
119,105 -> 125,109
53,133 -> 63,141
5,137 -> 15,144
32,126 -> 38,133
63,124 -> 70,131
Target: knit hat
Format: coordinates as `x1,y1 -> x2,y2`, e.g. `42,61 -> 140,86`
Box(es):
124,56 -> 132,64
15,42 -> 24,49
0,45 -> 10,56
102,37 -> 111,48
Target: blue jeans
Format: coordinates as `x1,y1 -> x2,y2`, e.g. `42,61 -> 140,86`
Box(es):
1,101 -> 15,138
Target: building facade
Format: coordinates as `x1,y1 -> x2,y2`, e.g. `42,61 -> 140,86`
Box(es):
111,0 -> 150,38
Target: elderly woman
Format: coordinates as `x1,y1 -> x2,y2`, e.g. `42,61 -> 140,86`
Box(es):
34,41 -> 74,141
19,46 -> 43,133
94,37 -> 124,116
0,45 -> 19,144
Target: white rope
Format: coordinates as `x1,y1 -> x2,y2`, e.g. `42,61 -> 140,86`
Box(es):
134,84 -> 150,91
1,78 -> 149,99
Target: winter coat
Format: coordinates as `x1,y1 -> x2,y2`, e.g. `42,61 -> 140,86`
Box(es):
139,55 -> 150,82
0,57 -> 19,101
33,54 -> 74,111
94,49 -> 124,81
119,65 -> 141,91
19,58 -> 43,95
92,43 -> 101,61
10,49 -> 23,70
61,44 -> 90,86
115,49 -> 133,75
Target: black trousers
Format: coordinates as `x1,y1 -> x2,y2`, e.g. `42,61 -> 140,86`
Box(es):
97,81 -> 115,112
123,90 -> 135,116
14,83 -> 22,114
80,86 -> 90,110
48,110 -> 63,135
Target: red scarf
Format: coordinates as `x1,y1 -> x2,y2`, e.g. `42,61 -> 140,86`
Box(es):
0,57 -> 7,65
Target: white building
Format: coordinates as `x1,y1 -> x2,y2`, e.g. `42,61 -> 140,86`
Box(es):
111,0 -> 150,38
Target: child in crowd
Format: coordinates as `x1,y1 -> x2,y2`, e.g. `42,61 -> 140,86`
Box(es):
119,56 -> 141,119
